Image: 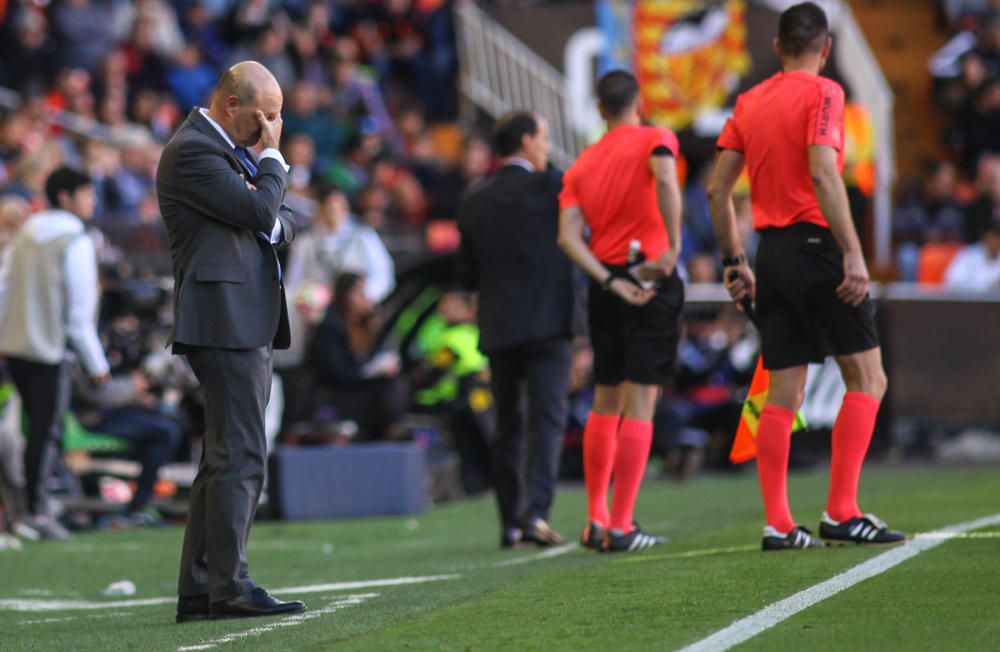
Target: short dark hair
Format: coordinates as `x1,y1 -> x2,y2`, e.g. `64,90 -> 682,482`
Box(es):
492,111 -> 538,157
332,271 -> 364,318
314,182 -> 346,204
777,2 -> 829,57
44,166 -> 92,208
596,70 -> 640,119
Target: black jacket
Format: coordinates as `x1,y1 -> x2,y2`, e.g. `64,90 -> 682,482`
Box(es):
457,165 -> 583,354
156,108 -> 296,351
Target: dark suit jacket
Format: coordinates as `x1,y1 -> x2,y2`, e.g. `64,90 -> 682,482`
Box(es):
156,108 -> 296,351
457,165 -> 583,355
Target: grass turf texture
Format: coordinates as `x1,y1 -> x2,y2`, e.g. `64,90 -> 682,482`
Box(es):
2,465 -> 999,651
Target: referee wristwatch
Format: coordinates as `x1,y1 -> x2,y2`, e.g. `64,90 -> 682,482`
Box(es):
721,253 -> 747,268
601,273 -> 616,291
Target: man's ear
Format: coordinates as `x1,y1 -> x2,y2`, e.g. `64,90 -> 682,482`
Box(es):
225,95 -> 240,116
821,34 -> 832,60
520,131 -> 533,153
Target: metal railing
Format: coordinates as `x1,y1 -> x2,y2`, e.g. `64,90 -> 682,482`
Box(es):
453,0 -> 589,170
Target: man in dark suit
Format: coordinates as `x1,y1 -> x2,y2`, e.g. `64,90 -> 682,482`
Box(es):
156,61 -> 306,622
457,111 -> 582,548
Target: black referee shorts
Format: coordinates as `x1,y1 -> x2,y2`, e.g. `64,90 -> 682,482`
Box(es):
755,223 -> 879,370
588,265 -> 684,386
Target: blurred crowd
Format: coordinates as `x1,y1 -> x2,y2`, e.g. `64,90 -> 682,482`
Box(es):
906,0 -> 1000,288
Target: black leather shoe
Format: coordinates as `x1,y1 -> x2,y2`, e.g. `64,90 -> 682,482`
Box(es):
500,528 -> 523,549
176,594 -> 210,624
210,588 -> 307,619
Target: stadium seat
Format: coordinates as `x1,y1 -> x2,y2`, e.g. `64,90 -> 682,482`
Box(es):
62,412 -> 134,455
916,242 -> 963,285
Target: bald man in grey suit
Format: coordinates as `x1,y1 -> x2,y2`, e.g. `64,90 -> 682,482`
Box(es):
157,61 -> 306,622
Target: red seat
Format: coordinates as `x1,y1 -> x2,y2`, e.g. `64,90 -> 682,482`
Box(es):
916,243 -> 963,285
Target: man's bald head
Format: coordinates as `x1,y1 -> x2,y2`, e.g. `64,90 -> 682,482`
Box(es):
208,61 -> 283,148
211,61 -> 280,108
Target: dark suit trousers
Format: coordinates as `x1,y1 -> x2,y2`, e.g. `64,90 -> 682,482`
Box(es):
6,357 -> 70,516
179,346 -> 271,602
488,339 -> 572,531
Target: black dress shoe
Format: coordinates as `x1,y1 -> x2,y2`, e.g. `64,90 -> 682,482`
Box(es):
176,594 -> 210,624
500,528 -> 523,549
210,587 -> 307,619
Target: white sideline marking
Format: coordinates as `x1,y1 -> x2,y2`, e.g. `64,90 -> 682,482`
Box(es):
915,530 -> 1000,540
271,574 -> 460,595
17,612 -> 132,626
61,543 -> 147,554
175,593 -> 377,651
492,543 -> 578,567
618,544 -> 759,564
678,512 -> 1000,652
0,574 -> 458,613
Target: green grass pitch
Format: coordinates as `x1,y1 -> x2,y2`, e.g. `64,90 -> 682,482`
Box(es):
2,464 -> 999,651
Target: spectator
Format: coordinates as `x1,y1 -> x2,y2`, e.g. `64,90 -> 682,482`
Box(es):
166,43 -> 218,113
423,135 -> 493,221
894,160 -> 966,280
935,50 -> 987,115
680,164 -> 718,269
286,183 -> 395,304
306,272 -> 406,440
325,131 -> 378,196
283,81 -> 348,172
952,77 -> 1000,168
94,51 -> 131,108
72,367 -> 182,525
329,36 -> 397,146
121,16 -> 170,93
179,0 -> 229,70
285,133 -> 318,198
410,290 -> 493,495
50,0 -> 117,74
965,153 -> 1000,241
224,0 -> 275,45
82,139 -> 125,223
112,0 -> 184,60
0,167 -> 111,540
944,221 -> 1000,289
0,6 -> 58,95
288,18 -> 329,87
228,25 -> 297,91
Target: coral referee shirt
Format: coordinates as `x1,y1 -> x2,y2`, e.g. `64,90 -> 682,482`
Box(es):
559,124 -> 679,264
717,69 -> 845,230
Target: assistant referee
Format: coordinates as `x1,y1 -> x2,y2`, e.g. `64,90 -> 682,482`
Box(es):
708,2 -> 905,551
558,70 -> 684,553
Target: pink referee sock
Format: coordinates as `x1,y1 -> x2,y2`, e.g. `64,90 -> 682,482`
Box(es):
756,404 -> 796,534
826,391 -> 880,522
583,412 -> 619,527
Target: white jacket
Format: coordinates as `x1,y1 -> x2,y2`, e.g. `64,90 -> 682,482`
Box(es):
0,210 -> 109,376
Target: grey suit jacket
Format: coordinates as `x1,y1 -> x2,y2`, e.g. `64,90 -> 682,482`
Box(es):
156,108 -> 297,351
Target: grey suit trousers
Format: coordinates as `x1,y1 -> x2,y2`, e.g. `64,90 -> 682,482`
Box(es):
178,346 -> 271,601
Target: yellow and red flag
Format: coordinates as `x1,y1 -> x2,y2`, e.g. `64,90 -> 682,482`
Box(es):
730,358 -> 808,463
598,0 -> 751,131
